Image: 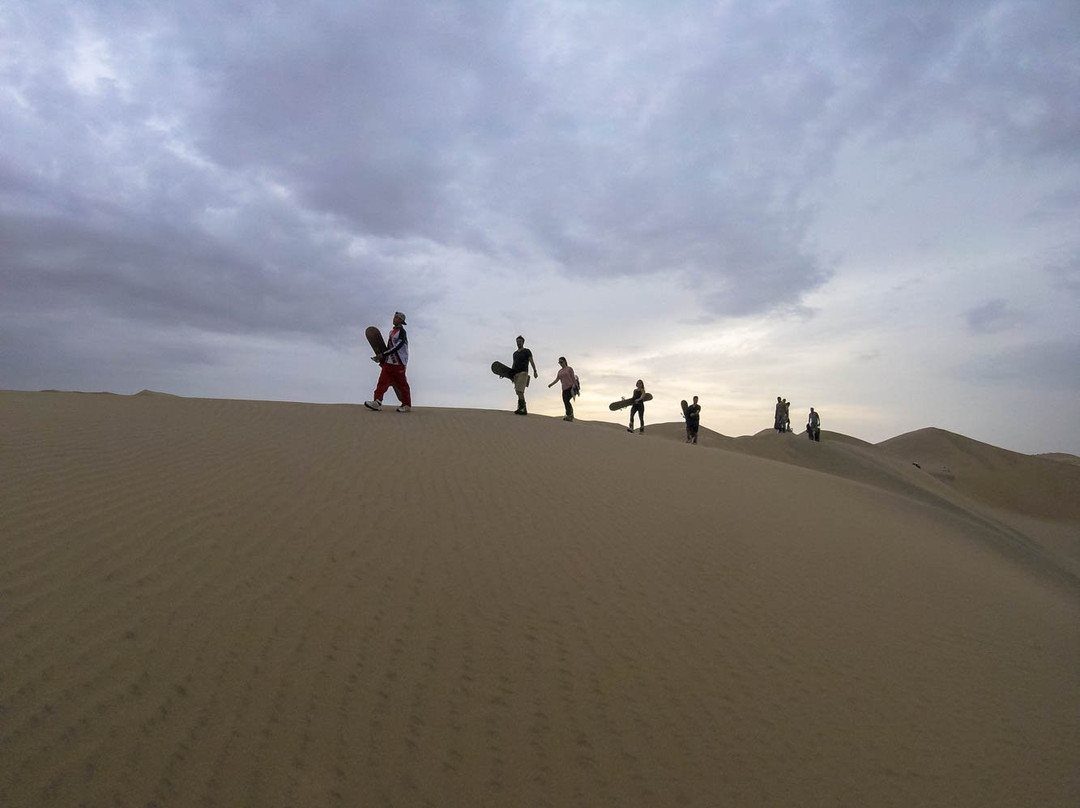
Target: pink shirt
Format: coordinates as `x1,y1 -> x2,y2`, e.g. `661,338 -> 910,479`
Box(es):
555,366 -> 576,390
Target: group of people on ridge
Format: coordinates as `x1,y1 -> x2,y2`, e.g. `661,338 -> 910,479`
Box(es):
360,313 -> 820,442
774,396 -> 792,433
776,395 -> 822,440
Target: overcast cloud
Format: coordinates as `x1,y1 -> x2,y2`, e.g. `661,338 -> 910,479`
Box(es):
3,0 -> 1078,454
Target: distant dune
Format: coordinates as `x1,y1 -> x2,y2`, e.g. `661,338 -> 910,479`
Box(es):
1037,452 -> 1080,466
875,427 -> 1080,522
1,390 -> 1077,807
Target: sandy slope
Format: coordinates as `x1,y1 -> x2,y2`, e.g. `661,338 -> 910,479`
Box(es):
649,420 -> 1080,588
1,391 -> 1077,807
876,427 -> 1080,520
1038,452 -> 1080,466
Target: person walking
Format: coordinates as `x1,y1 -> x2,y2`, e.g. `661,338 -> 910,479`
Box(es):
627,379 -> 646,433
807,407 -> 821,441
547,357 -> 578,422
685,395 -> 701,444
511,335 -> 538,415
364,311 -> 412,413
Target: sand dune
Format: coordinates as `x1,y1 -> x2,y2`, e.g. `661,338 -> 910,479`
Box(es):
876,427 -> 1080,520
1,390 -> 1077,807
646,420 -> 1080,588
1038,452 -> 1080,466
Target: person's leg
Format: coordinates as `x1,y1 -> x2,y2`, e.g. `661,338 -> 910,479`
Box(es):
387,364 -> 411,408
514,373 -> 527,413
563,387 -> 573,419
373,365 -> 393,402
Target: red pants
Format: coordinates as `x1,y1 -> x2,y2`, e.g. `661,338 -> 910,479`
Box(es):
374,362 -> 411,406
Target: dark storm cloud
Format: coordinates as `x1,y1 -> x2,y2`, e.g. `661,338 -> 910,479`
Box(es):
1046,251 -> 1080,296
170,1 -> 530,241
965,298 -> 1024,334
829,0 -> 1080,158
962,336 -> 1080,392
469,1 -> 844,310
4,208 -> 336,334
0,122 -> 399,341
78,0 -> 843,312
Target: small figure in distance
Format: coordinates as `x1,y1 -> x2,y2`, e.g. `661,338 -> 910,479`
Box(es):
511,335 -> 539,415
547,356 -> 577,422
685,395 -> 701,444
774,396 -> 785,433
364,311 -> 411,413
807,407 -> 821,441
783,398 -> 792,433
627,379 -> 646,433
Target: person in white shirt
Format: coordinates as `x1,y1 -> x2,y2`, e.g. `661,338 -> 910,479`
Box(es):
364,312 -> 412,413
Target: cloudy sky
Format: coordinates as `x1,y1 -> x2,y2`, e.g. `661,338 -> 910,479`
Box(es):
3,0 -> 1078,454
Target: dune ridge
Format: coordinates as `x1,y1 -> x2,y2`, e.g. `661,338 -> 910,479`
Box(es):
1,390 -> 1077,807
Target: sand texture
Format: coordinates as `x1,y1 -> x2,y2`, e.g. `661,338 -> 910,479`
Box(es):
1,390 -> 1078,807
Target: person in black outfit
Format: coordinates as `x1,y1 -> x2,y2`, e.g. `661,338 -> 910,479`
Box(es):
627,379 -> 646,433
685,396 -> 701,444
511,335 -> 538,414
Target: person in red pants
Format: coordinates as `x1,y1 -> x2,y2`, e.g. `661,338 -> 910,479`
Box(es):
364,312 -> 412,413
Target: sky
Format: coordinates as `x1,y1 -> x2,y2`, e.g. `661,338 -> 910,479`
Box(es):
3,0 -> 1079,455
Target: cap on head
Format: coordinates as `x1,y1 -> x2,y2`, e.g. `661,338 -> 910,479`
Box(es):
394,311 -> 407,324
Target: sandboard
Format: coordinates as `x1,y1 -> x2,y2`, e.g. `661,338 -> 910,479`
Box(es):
680,399 -> 689,419
491,361 -> 515,380
366,326 -> 387,363
609,392 -> 653,411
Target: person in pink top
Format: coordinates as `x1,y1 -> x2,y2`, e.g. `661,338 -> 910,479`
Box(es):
547,356 -> 578,422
